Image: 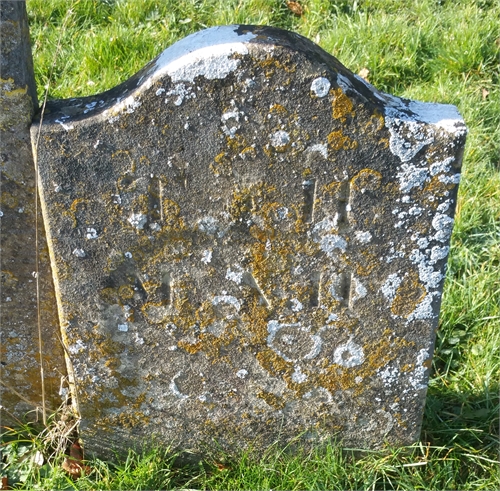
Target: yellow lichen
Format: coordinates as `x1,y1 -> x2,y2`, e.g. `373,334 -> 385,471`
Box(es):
365,110 -> 385,132
391,272 -> 426,318
327,130 -> 358,151
161,199 -> 185,231
316,328 -> 414,396
257,56 -> 297,78
269,103 -> 288,114
178,340 -> 203,354
112,149 -> 135,172
351,168 -> 382,191
331,88 -> 355,122
256,389 -> 286,410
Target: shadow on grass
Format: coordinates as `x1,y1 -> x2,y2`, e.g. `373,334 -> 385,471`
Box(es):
422,382 -> 499,453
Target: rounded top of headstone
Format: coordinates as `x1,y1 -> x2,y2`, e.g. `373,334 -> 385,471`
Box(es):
36,25 -> 466,148
37,25 -> 380,123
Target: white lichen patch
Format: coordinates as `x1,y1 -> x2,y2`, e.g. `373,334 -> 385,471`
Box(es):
123,305 -> 133,320
387,119 -> 434,162
68,339 -> 86,354
407,293 -> 435,321
409,248 -> 444,289
311,217 -> 337,235
128,213 -> 147,230
432,213 -> 454,242
267,320 -> 304,362
72,248 -> 86,258
429,156 -> 454,176
408,206 -> 423,216
409,348 -> 430,390
276,206 -> 288,220
236,369 -> 248,379
169,374 -> 188,400
212,294 -> 241,311
86,227 -> 98,239
352,277 -> 367,302
221,109 -> 240,121
381,273 -> 402,302
430,245 -> 450,264
221,107 -> 243,138
333,339 -> 364,368
303,334 -> 323,360
292,366 -> 308,383
198,216 -> 224,236
165,83 -> 196,106
377,364 -> 400,387
290,298 -> 303,312
310,77 -> 331,98
269,130 -> 290,148
153,26 -> 257,83
123,95 -> 142,114
396,163 -> 429,193
438,173 -> 461,185
201,249 -> 212,264
354,230 -> 372,244
307,143 -> 328,159
321,235 -> 347,255
226,267 -> 243,284
413,236 -> 429,249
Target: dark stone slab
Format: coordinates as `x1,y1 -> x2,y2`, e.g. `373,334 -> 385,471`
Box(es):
31,25 -> 466,454
0,0 -> 65,421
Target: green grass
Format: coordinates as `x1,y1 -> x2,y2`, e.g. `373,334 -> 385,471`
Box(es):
1,0 -> 498,488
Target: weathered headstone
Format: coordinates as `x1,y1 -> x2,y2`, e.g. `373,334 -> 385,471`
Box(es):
0,0 -> 65,421
32,25 -> 466,454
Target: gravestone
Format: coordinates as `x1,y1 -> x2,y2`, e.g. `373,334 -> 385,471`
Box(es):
0,0 -> 65,422
31,25 -> 466,454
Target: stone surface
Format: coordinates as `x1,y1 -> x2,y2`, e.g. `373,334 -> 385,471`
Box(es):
0,0 -> 65,421
32,25 -> 467,454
